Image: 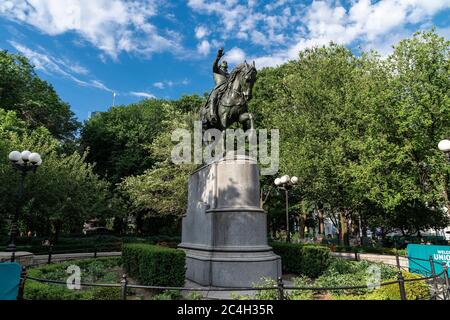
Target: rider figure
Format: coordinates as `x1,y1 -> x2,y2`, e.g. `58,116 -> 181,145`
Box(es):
210,48 -> 229,123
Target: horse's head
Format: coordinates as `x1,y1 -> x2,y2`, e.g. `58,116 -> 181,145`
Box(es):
240,61 -> 257,101
228,61 -> 257,102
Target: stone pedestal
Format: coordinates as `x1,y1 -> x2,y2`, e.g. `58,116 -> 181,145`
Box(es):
178,155 -> 281,287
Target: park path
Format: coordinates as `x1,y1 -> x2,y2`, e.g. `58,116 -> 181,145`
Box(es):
28,251 -> 408,267
32,251 -> 122,265
331,252 -> 409,268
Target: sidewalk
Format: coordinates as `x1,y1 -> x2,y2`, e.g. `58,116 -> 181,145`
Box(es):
32,251 -> 122,265
331,251 -> 409,268
21,250 -> 409,269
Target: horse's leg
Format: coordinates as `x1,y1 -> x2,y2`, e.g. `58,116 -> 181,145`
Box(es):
239,112 -> 254,131
219,105 -> 228,131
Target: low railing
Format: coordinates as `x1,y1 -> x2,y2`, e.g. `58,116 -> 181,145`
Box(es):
4,246 -> 449,301
18,260 -> 450,301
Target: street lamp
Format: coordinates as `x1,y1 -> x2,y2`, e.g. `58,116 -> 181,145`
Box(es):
438,139 -> 450,162
274,175 -> 298,243
7,150 -> 42,262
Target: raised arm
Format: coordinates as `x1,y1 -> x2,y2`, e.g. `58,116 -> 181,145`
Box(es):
212,48 -> 224,73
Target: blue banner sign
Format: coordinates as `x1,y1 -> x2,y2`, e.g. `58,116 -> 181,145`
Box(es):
407,244 -> 450,277
0,262 -> 21,300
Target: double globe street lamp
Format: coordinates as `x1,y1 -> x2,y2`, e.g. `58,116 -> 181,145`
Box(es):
7,150 -> 42,262
274,175 -> 298,243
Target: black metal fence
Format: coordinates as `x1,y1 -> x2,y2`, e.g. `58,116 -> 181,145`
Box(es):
3,245 -> 448,300
14,253 -> 450,301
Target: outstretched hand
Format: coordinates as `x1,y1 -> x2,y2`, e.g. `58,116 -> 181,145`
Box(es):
217,48 -> 224,57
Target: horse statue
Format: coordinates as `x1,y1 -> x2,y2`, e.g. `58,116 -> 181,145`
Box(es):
200,53 -> 257,132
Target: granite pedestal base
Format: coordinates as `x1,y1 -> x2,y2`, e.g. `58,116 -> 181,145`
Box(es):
178,155 -> 281,287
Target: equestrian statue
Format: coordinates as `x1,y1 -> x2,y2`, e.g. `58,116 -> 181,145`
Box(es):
200,48 -> 257,131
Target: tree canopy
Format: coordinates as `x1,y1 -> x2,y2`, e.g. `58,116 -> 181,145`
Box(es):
0,50 -> 80,141
0,109 -> 113,238
249,30 -> 450,241
1,30 -> 448,241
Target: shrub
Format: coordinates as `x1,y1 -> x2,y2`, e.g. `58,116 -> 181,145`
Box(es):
366,272 -> 431,300
315,271 -> 368,296
315,258 -> 399,297
231,292 -> 252,300
250,276 -> 314,300
152,290 -> 182,300
290,276 -> 314,300
271,242 -> 331,278
186,291 -> 203,300
324,259 -> 397,281
24,258 -> 121,300
122,243 -> 186,287
252,277 -> 279,300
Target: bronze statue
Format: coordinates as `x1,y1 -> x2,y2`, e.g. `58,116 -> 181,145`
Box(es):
200,48 -> 257,131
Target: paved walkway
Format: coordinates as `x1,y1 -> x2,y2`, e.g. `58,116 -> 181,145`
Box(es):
32,251 -> 122,265
331,252 -> 409,268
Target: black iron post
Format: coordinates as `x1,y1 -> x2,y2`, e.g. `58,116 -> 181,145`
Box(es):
121,274 -> 128,300
284,188 -> 290,243
7,169 -> 27,262
443,263 -> 450,300
47,244 -> 53,264
274,176 -> 298,243
277,277 -> 284,300
429,256 -> 439,300
395,253 -> 401,271
397,271 -> 407,300
17,266 -> 27,300
354,248 -> 359,261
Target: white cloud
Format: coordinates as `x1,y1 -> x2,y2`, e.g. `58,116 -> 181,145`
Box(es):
197,39 -> 211,56
153,82 -> 165,89
247,0 -> 450,68
0,0 -> 181,60
90,80 -> 114,93
225,47 -> 246,64
195,25 -> 209,39
8,40 -> 116,92
187,0 -> 298,48
130,91 -> 155,99
153,79 -> 190,90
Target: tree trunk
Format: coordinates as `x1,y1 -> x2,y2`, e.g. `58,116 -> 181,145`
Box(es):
317,207 -> 325,236
298,213 -> 306,239
339,212 -> 349,246
380,227 -> 386,240
52,220 -> 62,244
361,216 -> 367,246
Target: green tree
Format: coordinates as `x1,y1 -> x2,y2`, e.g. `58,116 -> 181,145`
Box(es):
0,109 -> 113,240
119,104 -> 196,224
250,30 -> 450,241
0,50 -> 80,141
80,97 -> 202,185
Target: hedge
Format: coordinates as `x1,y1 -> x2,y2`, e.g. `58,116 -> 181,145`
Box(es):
122,243 -> 186,287
24,258 -> 121,300
270,242 -> 331,278
366,272 -> 431,300
7,234 -> 183,254
25,281 -> 120,300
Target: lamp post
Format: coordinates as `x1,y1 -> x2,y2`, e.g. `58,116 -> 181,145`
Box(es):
7,150 -> 42,262
274,175 -> 298,243
438,139 -> 450,206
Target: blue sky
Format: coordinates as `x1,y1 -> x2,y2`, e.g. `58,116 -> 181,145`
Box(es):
1,0 -> 449,122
